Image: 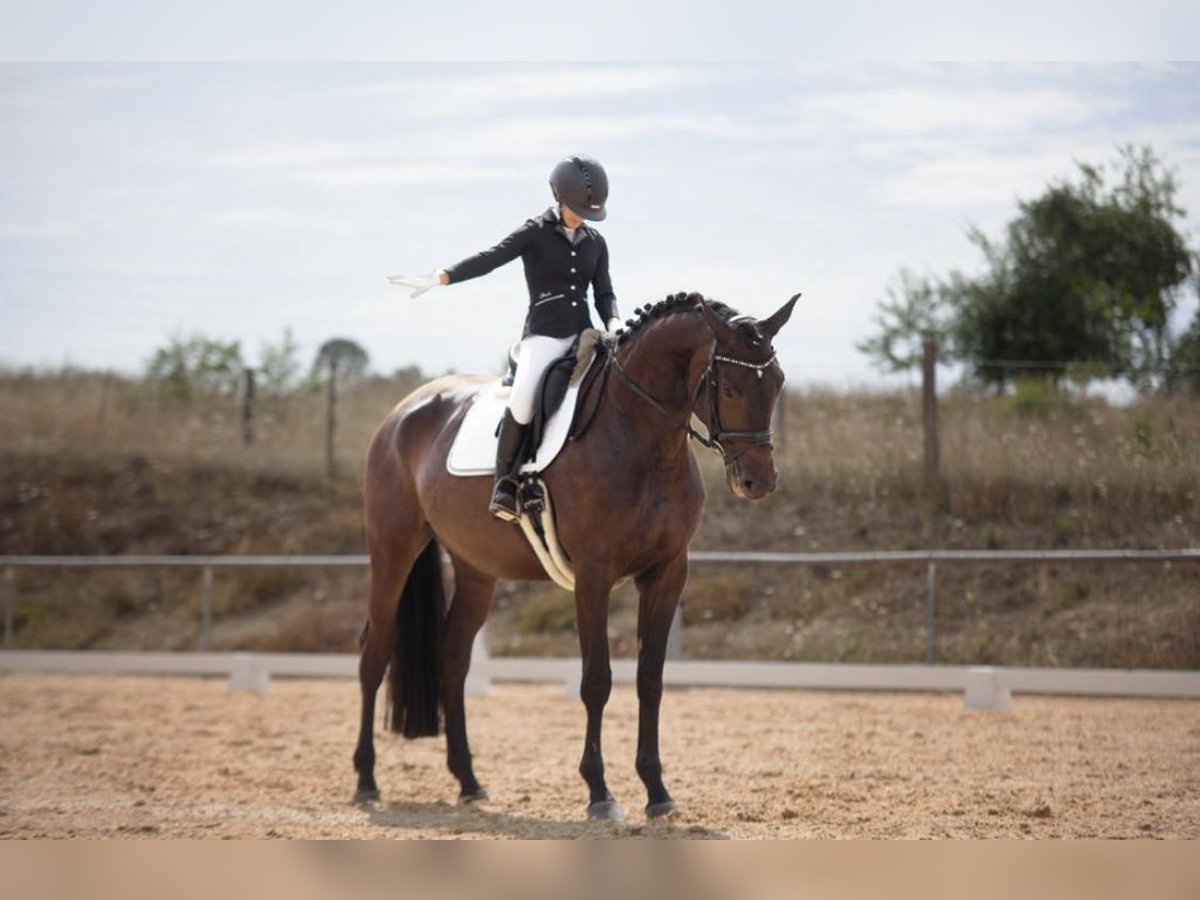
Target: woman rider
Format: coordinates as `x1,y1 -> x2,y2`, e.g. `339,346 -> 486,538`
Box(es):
389,155 -> 621,522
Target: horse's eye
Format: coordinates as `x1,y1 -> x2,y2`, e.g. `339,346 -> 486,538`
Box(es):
721,386 -> 735,400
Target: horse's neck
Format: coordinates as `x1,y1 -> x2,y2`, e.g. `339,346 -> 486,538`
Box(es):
610,315 -> 712,456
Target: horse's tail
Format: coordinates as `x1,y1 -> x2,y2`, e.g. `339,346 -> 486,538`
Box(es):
386,538 -> 445,739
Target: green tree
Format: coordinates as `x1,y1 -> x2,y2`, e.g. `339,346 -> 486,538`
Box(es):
312,338 -> 370,382
258,327 -> 302,397
856,268 -> 955,372
145,333 -> 244,398
947,146 -> 1195,389
1165,307 -> 1200,394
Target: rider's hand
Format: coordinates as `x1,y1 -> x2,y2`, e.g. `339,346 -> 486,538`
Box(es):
600,318 -> 622,347
387,270 -> 447,298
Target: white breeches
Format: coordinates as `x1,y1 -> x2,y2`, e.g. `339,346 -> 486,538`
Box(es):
508,334 -> 575,425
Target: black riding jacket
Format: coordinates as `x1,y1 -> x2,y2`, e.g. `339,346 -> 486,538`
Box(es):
444,207 -> 619,338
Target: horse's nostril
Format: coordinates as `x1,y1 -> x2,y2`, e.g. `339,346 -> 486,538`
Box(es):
742,479 -> 755,493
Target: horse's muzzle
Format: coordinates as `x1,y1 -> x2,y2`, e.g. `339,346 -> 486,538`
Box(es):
726,459 -> 777,500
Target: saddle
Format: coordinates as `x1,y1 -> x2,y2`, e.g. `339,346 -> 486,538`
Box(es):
445,330 -> 606,477
445,330 -> 612,591
501,329 -> 604,459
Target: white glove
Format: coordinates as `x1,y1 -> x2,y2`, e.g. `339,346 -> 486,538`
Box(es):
387,271 -> 444,298
605,317 -> 622,334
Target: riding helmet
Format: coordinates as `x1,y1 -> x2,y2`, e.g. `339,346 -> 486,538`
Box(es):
549,155 -> 609,221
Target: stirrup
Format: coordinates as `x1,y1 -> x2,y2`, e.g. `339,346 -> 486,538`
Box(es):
489,477 -> 520,523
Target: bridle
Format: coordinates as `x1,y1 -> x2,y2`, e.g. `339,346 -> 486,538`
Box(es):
691,347 -> 778,463
603,333 -> 778,468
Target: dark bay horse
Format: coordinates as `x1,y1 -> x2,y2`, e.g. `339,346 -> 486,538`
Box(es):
353,291 -> 798,820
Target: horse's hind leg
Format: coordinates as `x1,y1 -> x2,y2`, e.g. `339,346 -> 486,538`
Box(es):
440,556 -> 494,803
352,529 -> 430,805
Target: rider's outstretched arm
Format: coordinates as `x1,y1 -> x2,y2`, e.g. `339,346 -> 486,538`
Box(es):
443,219 -> 537,285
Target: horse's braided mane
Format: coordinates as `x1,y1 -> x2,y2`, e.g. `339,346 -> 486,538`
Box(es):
615,291 -> 741,347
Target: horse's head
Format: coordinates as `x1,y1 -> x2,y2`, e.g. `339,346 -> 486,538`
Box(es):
695,294 -> 799,500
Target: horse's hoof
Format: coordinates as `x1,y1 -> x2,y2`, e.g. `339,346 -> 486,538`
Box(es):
646,799 -> 677,819
458,788 -> 489,805
586,799 -> 626,823
352,788 -> 381,806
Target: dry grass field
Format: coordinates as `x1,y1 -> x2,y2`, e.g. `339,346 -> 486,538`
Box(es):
1,369 -> 1197,667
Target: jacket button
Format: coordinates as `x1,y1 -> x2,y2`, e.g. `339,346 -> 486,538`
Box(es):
569,285 -> 576,290
570,251 -> 576,257
570,267 -> 576,273
571,301 -> 578,306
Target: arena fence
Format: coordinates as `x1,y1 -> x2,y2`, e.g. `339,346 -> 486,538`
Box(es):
2,550 -> 1198,705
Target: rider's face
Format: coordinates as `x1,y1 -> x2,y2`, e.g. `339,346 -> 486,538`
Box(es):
559,204 -> 584,229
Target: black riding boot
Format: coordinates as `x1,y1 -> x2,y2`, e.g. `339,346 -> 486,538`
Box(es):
489,409 -> 528,522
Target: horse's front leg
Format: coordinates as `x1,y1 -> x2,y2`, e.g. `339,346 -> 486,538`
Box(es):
574,564 -> 622,822
634,551 -> 688,818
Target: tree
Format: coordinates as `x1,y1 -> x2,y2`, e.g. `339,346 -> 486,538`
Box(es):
312,338 -> 369,382
1165,307 -> 1200,394
145,333 -> 244,398
258,327 -> 302,397
857,268 -> 955,372
947,146 -> 1195,389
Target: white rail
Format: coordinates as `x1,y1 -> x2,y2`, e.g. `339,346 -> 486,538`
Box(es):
2,650 -> 1198,704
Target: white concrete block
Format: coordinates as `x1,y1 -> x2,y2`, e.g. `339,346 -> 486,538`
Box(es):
464,676 -> 491,697
963,666 -> 1012,712
228,653 -> 270,694
563,671 -> 581,700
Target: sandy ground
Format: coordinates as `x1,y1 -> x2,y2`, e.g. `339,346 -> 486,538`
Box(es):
1,674 -> 1197,839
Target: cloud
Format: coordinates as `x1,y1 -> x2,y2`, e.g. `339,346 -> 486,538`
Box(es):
299,162 -> 530,188
206,208 -> 356,233
880,149 -> 1110,210
801,86 -> 1106,136
0,219 -> 78,238
206,112 -> 741,185
303,64 -> 710,113
209,139 -> 401,169
460,112 -> 742,158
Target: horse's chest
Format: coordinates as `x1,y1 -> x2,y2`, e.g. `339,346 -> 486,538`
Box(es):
637,488 -> 701,542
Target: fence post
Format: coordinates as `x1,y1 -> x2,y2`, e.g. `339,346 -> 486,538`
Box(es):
94,370 -> 113,439
242,367 -> 256,447
3,566 -> 13,649
325,357 -> 338,480
925,560 -> 937,664
922,340 -> 941,501
200,565 -> 213,651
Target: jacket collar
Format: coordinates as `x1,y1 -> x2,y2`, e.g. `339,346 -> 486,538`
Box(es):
543,206 -> 591,245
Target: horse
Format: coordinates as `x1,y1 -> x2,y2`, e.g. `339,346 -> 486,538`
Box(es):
353,290 -> 798,820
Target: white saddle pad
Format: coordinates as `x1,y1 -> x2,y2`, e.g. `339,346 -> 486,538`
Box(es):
446,359 -> 594,477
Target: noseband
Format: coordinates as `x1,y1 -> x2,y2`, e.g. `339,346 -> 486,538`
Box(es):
607,340 -> 777,468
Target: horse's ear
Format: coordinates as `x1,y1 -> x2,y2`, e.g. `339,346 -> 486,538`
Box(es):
759,292 -> 801,340
699,299 -> 737,343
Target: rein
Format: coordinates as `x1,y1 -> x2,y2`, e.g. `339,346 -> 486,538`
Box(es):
585,339 -> 776,467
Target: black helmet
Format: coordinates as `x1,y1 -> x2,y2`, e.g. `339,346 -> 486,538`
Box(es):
549,155 -> 609,222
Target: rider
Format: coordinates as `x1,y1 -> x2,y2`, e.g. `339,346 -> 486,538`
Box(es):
389,155 -> 621,522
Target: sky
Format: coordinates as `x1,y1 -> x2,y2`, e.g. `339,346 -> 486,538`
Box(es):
2,61 -> 1199,387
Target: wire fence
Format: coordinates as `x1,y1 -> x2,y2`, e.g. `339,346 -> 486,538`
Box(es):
4,549 -> 1197,662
